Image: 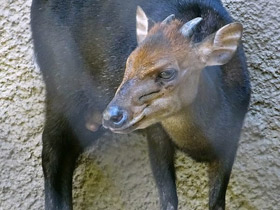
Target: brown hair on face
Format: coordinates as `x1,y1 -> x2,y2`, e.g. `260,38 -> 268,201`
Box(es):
124,20 -> 193,80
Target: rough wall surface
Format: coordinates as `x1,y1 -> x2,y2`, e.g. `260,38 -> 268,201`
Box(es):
0,0 -> 279,209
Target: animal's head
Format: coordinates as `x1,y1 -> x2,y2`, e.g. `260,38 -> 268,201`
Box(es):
103,6 -> 243,133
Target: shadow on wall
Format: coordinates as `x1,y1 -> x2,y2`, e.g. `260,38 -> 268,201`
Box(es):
72,132 -> 259,210
73,132 -> 159,210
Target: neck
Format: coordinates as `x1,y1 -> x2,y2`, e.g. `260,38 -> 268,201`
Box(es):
161,67 -> 222,149
192,67 -> 221,112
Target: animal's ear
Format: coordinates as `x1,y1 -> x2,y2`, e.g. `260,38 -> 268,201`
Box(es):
197,23 -> 243,66
136,6 -> 148,44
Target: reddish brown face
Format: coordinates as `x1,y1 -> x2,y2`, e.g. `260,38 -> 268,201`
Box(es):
102,22 -> 196,133
102,7 -> 243,133
102,64 -> 185,133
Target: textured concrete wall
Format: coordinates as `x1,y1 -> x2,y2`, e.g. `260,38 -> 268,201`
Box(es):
0,0 -> 279,209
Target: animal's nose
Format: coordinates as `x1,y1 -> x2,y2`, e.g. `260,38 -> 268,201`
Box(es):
103,106 -> 128,128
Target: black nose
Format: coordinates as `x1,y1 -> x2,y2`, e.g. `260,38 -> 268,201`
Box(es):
103,106 -> 128,128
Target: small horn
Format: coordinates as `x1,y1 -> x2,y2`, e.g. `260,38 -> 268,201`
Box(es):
161,14 -> 175,25
180,17 -> 203,38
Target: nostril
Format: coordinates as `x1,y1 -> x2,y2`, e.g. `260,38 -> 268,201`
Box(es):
111,112 -> 124,124
104,106 -> 128,127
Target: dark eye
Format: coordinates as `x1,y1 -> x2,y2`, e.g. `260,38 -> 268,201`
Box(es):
158,69 -> 177,80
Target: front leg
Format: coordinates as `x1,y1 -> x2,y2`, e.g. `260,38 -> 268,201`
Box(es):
42,118 -> 82,210
146,124 -> 178,210
208,155 -> 235,210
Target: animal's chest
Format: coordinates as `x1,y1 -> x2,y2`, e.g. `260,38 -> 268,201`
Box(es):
161,115 -> 216,162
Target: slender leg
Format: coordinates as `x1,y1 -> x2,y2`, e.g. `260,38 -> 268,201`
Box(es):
146,124 -> 178,210
42,114 -> 82,210
208,155 -> 235,210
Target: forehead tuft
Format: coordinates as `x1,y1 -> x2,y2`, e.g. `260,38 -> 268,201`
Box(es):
136,21 -> 187,59
132,36 -> 169,69
126,19 -> 191,78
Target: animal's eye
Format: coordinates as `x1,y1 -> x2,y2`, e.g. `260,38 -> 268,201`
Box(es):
158,69 -> 177,80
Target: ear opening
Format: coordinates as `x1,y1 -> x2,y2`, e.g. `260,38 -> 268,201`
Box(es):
136,6 -> 149,44
198,22 -> 243,66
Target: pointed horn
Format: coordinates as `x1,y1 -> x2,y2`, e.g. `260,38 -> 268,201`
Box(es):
180,17 -> 203,38
161,14 -> 175,25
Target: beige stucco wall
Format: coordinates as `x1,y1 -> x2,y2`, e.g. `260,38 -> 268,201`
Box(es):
0,0 -> 279,209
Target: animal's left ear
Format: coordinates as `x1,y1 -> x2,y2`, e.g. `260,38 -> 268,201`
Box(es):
197,23 -> 243,66
136,6 -> 148,44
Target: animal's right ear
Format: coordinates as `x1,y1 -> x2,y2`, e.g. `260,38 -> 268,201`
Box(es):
136,6 -> 148,44
197,23 -> 243,66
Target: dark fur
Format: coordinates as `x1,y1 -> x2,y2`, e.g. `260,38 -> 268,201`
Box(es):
31,0 -> 250,209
